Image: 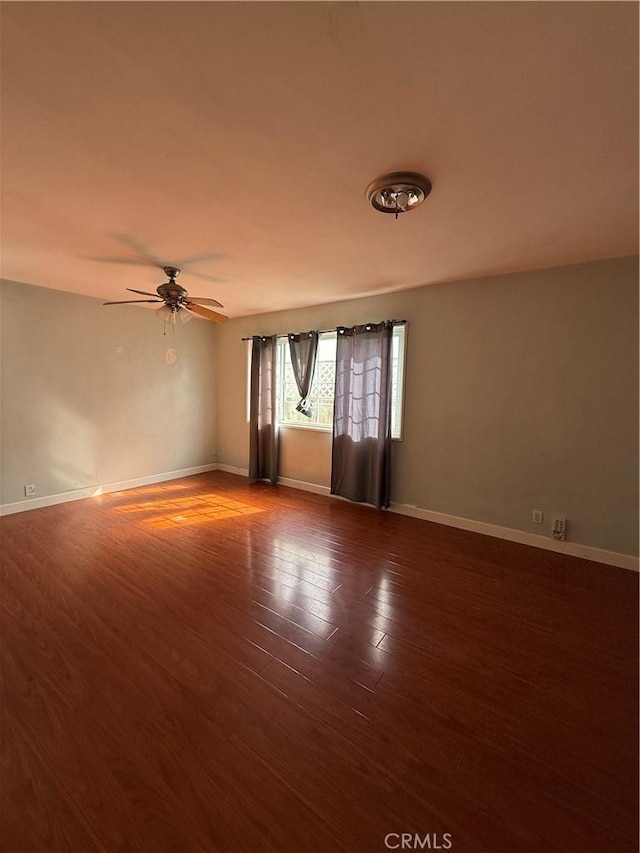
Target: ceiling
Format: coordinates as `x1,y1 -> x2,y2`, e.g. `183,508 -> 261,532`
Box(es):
1,2 -> 638,318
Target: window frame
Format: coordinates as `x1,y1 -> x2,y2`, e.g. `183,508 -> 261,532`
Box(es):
274,324 -> 407,441
276,331 -> 337,432
390,322 -> 407,442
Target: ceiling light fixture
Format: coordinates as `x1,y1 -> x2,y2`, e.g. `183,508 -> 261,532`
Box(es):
366,171 -> 432,219
155,304 -> 192,325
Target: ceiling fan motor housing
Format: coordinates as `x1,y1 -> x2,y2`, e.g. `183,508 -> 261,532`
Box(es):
157,281 -> 188,306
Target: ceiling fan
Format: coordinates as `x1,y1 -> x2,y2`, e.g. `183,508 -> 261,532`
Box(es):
103,266 -> 228,324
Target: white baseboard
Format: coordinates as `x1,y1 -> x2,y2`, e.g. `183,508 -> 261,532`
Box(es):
215,467 -> 637,571
216,463 -> 250,478
0,463 -> 219,517
0,485 -> 101,516
3,463 -> 636,572
216,466 -> 331,497
277,476 -> 331,496
389,503 -> 638,572
216,465 -> 330,497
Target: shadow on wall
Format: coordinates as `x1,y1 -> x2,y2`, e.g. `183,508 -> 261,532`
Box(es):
41,390 -> 98,492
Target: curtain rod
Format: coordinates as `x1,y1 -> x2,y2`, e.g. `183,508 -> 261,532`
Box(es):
241,320 -> 407,342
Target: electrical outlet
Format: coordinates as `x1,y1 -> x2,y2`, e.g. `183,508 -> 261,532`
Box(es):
552,517 -> 567,541
24,484 -> 36,497
532,509 -> 544,525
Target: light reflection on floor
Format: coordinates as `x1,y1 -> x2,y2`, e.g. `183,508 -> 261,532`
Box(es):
114,490 -> 264,528
118,483 -> 191,497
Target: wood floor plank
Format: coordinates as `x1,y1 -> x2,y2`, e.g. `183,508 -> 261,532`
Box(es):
1,471 -> 637,852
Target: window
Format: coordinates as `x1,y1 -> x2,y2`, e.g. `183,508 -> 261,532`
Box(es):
390,323 -> 406,439
276,332 -> 337,429
275,325 -> 406,439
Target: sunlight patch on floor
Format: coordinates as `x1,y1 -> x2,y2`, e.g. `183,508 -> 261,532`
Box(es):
113,491 -> 265,528
124,483 -> 191,496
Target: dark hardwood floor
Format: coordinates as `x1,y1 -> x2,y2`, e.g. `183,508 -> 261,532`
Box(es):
1,471 -> 637,852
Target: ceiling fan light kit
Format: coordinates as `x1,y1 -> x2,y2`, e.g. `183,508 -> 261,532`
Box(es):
366,171 -> 432,219
155,304 -> 192,324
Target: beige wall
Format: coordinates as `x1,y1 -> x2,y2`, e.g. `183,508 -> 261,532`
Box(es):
0,280 -> 218,504
217,257 -> 639,556
2,257 -> 637,557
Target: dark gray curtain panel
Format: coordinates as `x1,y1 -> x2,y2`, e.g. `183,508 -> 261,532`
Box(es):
288,331 -> 319,417
331,322 -> 393,509
249,335 -> 279,483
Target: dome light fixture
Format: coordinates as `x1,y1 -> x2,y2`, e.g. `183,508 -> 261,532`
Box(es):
366,171 -> 432,219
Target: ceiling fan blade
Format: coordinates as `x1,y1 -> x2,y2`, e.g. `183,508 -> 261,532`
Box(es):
103,299 -> 162,305
190,272 -> 227,284
83,252 -> 226,281
187,296 -> 224,308
174,252 -> 222,266
126,287 -> 160,297
83,255 -> 160,268
184,302 -> 228,324
112,234 -> 164,266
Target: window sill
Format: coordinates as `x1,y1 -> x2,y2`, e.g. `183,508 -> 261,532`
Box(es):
279,422 -> 332,433
278,422 -> 403,441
